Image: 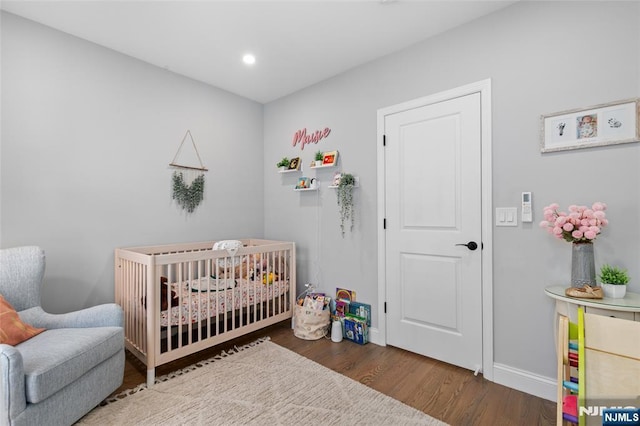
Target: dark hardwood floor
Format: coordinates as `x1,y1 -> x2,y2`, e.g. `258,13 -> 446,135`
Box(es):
117,320 -> 556,426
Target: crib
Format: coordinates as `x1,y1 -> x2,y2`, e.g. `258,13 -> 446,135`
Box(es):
114,239 -> 296,386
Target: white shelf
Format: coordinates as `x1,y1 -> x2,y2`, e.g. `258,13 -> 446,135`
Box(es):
294,187 -> 318,192
278,169 -> 301,173
310,163 -> 336,169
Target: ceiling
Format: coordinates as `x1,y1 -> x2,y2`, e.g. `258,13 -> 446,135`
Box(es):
1,1 -> 517,103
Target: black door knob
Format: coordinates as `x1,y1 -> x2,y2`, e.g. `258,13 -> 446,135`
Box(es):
456,241 -> 478,251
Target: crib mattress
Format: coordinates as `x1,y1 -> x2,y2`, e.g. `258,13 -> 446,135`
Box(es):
161,278 -> 290,327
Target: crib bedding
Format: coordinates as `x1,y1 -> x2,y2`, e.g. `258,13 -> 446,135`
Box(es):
160,277 -> 290,327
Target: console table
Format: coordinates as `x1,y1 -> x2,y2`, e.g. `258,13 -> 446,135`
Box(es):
546,286 -> 640,425
545,285 -> 640,323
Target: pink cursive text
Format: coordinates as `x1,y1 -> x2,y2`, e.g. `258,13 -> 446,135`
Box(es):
292,127 -> 331,150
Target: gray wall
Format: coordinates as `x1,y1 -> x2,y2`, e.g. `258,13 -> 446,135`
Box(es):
2,1 -> 639,399
264,1 -> 640,389
1,12 -> 265,313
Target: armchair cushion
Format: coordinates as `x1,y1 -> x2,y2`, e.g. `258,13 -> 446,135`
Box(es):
18,327 -> 123,403
0,295 -> 45,345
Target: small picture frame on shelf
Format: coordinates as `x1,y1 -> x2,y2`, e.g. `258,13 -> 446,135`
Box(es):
288,157 -> 301,170
322,150 -> 338,166
295,177 -> 311,189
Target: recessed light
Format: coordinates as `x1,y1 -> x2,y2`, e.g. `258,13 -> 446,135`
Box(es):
242,54 -> 256,65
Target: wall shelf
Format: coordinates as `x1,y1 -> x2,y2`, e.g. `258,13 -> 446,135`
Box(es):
310,163 -> 336,169
294,187 -> 318,192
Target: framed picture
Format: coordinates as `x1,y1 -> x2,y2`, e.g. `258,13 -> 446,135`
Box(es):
322,150 -> 339,166
295,177 -> 311,189
540,98 -> 640,153
288,157 -> 301,170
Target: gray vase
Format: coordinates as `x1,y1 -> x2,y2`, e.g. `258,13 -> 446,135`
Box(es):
571,242 -> 596,288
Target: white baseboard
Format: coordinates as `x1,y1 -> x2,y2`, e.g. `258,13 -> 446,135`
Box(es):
368,327 -> 383,346
493,363 -> 557,402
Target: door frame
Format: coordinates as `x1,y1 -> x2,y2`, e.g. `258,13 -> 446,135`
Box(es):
376,79 -> 494,381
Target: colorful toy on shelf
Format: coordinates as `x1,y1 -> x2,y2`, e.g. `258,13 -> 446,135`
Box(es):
562,395 -> 578,424
557,313 -> 581,425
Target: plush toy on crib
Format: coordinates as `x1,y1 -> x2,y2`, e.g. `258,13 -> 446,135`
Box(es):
262,272 -> 275,285
210,247 -> 288,284
249,253 -> 284,284
141,276 -> 179,311
212,240 -> 244,278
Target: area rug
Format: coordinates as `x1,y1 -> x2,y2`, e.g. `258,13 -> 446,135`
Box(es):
76,337 -> 446,425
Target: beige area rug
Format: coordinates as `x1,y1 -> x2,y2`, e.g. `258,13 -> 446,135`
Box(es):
77,338 -> 446,425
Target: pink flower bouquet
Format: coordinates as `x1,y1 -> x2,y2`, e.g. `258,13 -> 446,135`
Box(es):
539,202 -> 608,243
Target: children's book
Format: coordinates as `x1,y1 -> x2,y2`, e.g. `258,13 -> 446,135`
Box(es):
348,301 -> 371,326
335,299 -> 349,317
344,313 -> 368,345
336,287 -> 356,302
322,296 -> 332,311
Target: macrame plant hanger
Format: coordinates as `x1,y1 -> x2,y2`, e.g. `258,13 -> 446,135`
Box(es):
169,130 -> 208,213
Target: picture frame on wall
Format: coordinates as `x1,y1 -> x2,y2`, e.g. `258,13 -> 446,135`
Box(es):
540,98 -> 640,153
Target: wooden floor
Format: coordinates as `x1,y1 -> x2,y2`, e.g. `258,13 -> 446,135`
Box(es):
118,320 -> 556,426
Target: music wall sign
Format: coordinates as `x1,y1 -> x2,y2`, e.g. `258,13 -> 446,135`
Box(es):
292,127 -> 331,150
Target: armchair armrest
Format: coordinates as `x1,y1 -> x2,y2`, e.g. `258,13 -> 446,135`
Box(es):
19,304 -> 123,329
0,344 -> 27,422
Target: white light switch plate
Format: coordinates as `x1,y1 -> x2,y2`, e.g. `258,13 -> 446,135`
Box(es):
496,207 -> 518,227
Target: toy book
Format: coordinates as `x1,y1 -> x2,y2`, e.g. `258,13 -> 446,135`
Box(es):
348,301 -> 371,326
336,287 -> 356,302
343,313 -> 368,345
334,299 -> 349,317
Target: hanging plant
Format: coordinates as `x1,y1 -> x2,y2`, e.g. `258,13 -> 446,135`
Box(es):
336,173 -> 356,237
172,171 -> 205,213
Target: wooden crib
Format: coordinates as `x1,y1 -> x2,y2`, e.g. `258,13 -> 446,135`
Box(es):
115,239 -> 296,386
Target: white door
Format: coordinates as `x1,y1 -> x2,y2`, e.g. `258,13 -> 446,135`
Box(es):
383,92 -> 483,372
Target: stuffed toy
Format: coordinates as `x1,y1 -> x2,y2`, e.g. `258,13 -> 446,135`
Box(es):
262,272 -> 275,285
215,252 -> 289,282
141,276 -> 179,311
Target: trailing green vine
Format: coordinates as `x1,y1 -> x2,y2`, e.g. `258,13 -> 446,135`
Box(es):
337,173 -> 356,237
172,171 -> 205,213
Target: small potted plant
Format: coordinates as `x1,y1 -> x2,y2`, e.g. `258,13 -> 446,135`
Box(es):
598,264 -> 629,298
314,150 -> 324,167
337,173 -> 356,237
276,157 -> 290,171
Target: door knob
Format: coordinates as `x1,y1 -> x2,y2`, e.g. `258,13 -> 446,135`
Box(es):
456,241 -> 478,251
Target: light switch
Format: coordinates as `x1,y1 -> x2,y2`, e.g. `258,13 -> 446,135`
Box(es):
496,207 -> 518,227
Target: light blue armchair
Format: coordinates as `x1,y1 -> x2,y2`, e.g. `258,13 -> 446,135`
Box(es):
0,246 -> 124,426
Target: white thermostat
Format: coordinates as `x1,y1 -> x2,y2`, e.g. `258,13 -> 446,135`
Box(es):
522,192 -> 532,222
